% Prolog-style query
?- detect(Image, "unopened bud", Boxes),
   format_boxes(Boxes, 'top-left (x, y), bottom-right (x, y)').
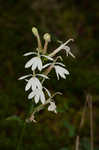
top-left (43, 33), bottom-right (51, 42)
top-left (32, 27), bottom-right (38, 36)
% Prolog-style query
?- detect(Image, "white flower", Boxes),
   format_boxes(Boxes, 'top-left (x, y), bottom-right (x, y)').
top-left (25, 77), bottom-right (42, 91)
top-left (64, 46), bottom-right (75, 58)
top-left (54, 65), bottom-right (69, 80)
top-left (24, 52), bottom-right (53, 71)
top-left (42, 62), bottom-right (69, 80)
top-left (18, 74), bottom-right (42, 91)
top-left (48, 102), bottom-right (57, 113)
top-left (25, 57), bottom-right (42, 71)
top-left (28, 88), bottom-right (45, 104)
top-left (18, 74), bottom-right (49, 91)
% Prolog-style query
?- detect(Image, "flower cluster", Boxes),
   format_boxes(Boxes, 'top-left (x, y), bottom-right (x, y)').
top-left (18, 27), bottom-right (75, 122)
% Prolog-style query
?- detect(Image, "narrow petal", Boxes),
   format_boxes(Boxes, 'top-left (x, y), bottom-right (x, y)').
top-left (64, 69), bottom-right (69, 75)
top-left (25, 77), bottom-right (34, 91)
top-left (23, 52), bottom-right (37, 56)
top-left (25, 57), bottom-right (35, 68)
top-left (34, 77), bottom-right (42, 89)
top-left (42, 63), bottom-right (52, 69)
top-left (18, 74), bottom-right (32, 80)
top-left (41, 55), bottom-right (53, 61)
top-left (55, 62), bottom-right (65, 67)
top-left (54, 66), bottom-right (59, 80)
top-left (43, 87), bottom-right (51, 97)
top-left (36, 74), bottom-right (49, 79)
top-left (28, 91), bottom-right (36, 99)
top-left (31, 61), bottom-right (37, 71)
top-left (30, 78), bottom-right (36, 91)
top-left (34, 95), bottom-right (39, 103)
top-left (37, 58), bottom-right (42, 71)
top-left (40, 91), bottom-right (45, 104)
top-left (59, 73), bottom-right (66, 79)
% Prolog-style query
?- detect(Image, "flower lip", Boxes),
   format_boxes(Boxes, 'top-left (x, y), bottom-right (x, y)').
top-left (25, 57), bottom-right (43, 71)
top-left (54, 65), bottom-right (69, 80)
top-left (25, 77), bottom-right (42, 91)
top-left (28, 88), bottom-right (45, 104)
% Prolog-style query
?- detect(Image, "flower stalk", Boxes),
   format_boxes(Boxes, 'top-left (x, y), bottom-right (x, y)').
top-left (18, 27), bottom-right (75, 122)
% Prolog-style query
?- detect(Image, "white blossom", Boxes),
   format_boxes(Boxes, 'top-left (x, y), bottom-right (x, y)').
top-left (25, 57), bottom-right (42, 71)
top-left (28, 88), bottom-right (45, 104)
top-left (48, 102), bottom-right (57, 113)
top-left (42, 62), bottom-right (69, 80)
top-left (54, 65), bottom-right (69, 80)
top-left (25, 77), bottom-right (42, 91)
top-left (64, 46), bottom-right (75, 58)
top-left (18, 74), bottom-right (42, 91)
top-left (24, 52), bottom-right (53, 71)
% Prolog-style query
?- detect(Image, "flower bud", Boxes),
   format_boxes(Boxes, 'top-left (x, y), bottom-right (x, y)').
top-left (43, 33), bottom-right (51, 42)
top-left (32, 27), bottom-right (38, 36)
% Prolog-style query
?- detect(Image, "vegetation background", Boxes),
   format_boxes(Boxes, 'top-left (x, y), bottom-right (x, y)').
top-left (0, 0), bottom-right (99, 150)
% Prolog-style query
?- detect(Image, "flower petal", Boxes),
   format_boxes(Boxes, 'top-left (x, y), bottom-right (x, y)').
top-left (36, 74), bottom-right (49, 79)
top-left (37, 58), bottom-right (42, 71)
top-left (40, 91), bottom-right (45, 104)
top-left (18, 74), bottom-right (32, 80)
top-left (43, 87), bottom-right (51, 97)
top-left (23, 52), bottom-right (37, 56)
top-left (25, 77), bottom-right (34, 91)
top-left (28, 91), bottom-right (36, 99)
top-left (42, 63), bottom-right (52, 69)
top-left (31, 61), bottom-right (37, 71)
top-left (34, 95), bottom-right (39, 103)
top-left (25, 57), bottom-right (35, 68)
top-left (55, 62), bottom-right (65, 67)
top-left (34, 77), bottom-right (42, 89)
top-left (41, 55), bottom-right (53, 61)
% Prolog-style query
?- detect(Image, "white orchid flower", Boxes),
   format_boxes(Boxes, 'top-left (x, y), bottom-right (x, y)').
top-left (64, 46), bottom-right (75, 58)
top-left (48, 102), bottom-right (57, 113)
top-left (24, 52), bottom-right (53, 71)
top-left (25, 77), bottom-right (42, 91)
top-left (42, 62), bottom-right (69, 80)
top-left (54, 65), bottom-right (69, 80)
top-left (18, 74), bottom-right (48, 91)
top-left (25, 57), bottom-right (43, 71)
top-left (28, 88), bottom-right (45, 104)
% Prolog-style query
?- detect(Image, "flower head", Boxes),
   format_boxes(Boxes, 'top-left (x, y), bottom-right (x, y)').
top-left (43, 33), bottom-right (51, 42)
top-left (32, 27), bottom-right (38, 37)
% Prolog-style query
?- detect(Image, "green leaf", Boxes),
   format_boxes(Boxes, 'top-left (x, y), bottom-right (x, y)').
top-left (6, 115), bottom-right (24, 124)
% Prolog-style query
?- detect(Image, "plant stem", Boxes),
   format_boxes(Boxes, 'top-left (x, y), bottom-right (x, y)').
top-left (87, 94), bottom-right (94, 150)
top-left (16, 122), bottom-right (26, 150)
top-left (75, 96), bottom-right (88, 150)
top-left (49, 39), bottom-right (74, 57)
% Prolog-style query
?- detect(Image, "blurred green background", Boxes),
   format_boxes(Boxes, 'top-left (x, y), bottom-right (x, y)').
top-left (0, 0), bottom-right (99, 150)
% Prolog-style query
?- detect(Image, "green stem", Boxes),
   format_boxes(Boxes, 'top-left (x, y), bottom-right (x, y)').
top-left (16, 122), bottom-right (26, 150)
